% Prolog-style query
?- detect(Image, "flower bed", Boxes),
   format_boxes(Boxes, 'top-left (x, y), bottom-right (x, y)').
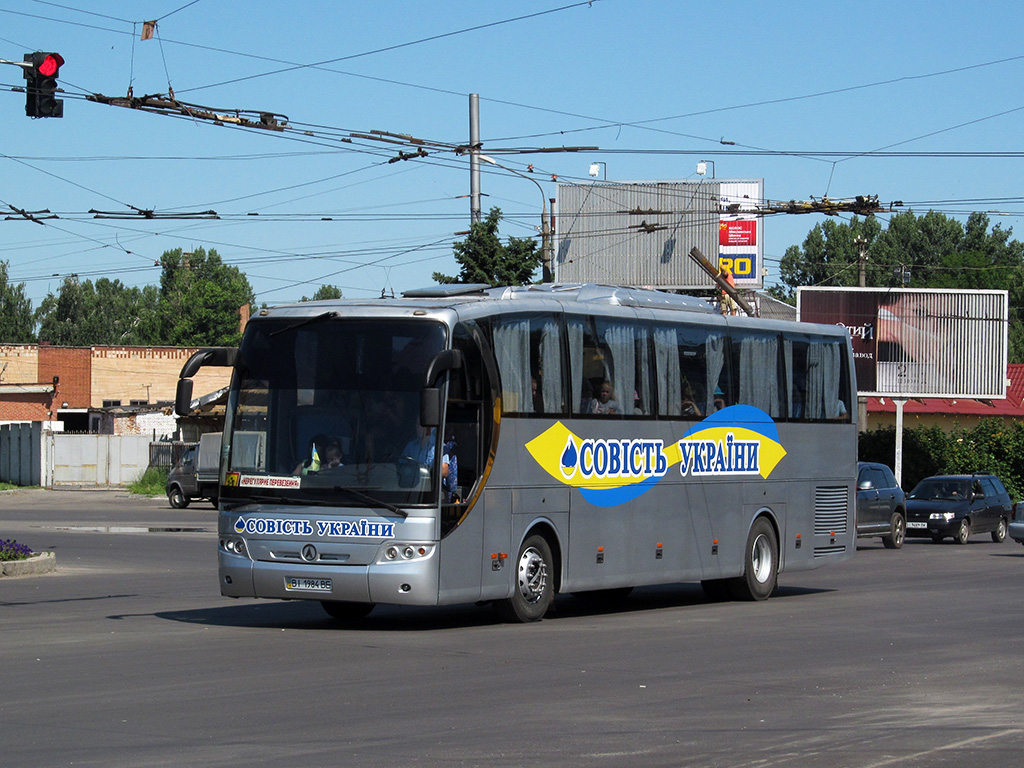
top-left (0, 539), bottom-right (56, 577)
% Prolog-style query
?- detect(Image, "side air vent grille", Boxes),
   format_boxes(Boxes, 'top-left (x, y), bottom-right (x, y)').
top-left (814, 485), bottom-right (849, 535)
top-left (813, 545), bottom-right (848, 559)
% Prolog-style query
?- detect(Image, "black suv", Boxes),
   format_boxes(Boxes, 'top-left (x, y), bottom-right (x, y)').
top-left (856, 462), bottom-right (906, 549)
top-left (905, 474), bottom-right (1013, 544)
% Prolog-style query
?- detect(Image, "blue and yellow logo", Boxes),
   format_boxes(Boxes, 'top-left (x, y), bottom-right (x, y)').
top-left (525, 404), bottom-right (786, 507)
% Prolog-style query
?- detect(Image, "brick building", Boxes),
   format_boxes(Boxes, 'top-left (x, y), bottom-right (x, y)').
top-left (0, 344), bottom-right (231, 434)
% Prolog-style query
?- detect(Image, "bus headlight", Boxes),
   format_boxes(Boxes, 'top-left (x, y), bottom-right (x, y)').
top-left (220, 536), bottom-right (249, 557)
top-left (379, 543), bottom-right (432, 564)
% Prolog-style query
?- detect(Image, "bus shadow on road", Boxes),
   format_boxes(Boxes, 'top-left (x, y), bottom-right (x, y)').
top-left (149, 581), bottom-right (833, 632)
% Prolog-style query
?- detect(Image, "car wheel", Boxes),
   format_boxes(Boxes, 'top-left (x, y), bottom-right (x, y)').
top-left (954, 518), bottom-right (971, 545)
top-left (495, 534), bottom-right (555, 622)
top-left (882, 512), bottom-right (906, 550)
top-left (992, 518), bottom-right (1008, 543)
top-left (167, 487), bottom-right (190, 509)
top-left (728, 517), bottom-right (778, 601)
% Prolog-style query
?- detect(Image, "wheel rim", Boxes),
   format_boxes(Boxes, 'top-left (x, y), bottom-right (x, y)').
top-left (751, 533), bottom-right (774, 584)
top-left (516, 546), bottom-right (548, 605)
top-left (893, 517), bottom-right (905, 545)
top-left (958, 520), bottom-right (970, 542)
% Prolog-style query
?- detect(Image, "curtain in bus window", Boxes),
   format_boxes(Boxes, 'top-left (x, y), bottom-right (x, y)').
top-left (604, 322), bottom-right (635, 415)
top-left (567, 318), bottom-right (585, 414)
top-left (705, 333), bottom-right (726, 414)
top-left (805, 342), bottom-right (824, 419)
top-left (782, 338), bottom-right (794, 419)
top-left (822, 341), bottom-right (844, 418)
top-left (739, 334), bottom-right (781, 417)
top-left (635, 325), bottom-right (651, 415)
top-left (539, 317), bottom-right (562, 414)
top-left (494, 318), bottom-right (531, 413)
top-left (654, 326), bottom-right (681, 417)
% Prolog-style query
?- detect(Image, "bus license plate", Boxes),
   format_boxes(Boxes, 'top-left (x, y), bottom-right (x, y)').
top-left (285, 577), bottom-right (332, 593)
top-left (906, 522), bottom-right (928, 529)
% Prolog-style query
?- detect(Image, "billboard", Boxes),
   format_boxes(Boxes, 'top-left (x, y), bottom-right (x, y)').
top-left (797, 287), bottom-right (1008, 399)
top-left (554, 179), bottom-right (764, 290)
top-left (716, 180), bottom-right (763, 288)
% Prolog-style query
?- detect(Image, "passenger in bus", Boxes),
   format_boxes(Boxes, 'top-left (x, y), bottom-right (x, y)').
top-left (293, 434), bottom-right (342, 475)
top-left (402, 424), bottom-right (435, 465)
top-left (442, 435), bottom-right (459, 503)
top-left (681, 384), bottom-right (703, 418)
top-left (713, 387), bottom-right (727, 412)
top-left (589, 380), bottom-right (620, 414)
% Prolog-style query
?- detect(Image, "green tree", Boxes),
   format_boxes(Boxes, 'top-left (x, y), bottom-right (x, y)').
top-left (36, 276), bottom-right (159, 346)
top-left (157, 247), bottom-right (254, 346)
top-left (301, 285), bottom-right (343, 301)
top-left (0, 261), bottom-right (35, 342)
top-left (433, 207), bottom-right (540, 286)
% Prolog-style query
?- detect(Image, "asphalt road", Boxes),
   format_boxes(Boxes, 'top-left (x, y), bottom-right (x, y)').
top-left (2, 489), bottom-right (1023, 768)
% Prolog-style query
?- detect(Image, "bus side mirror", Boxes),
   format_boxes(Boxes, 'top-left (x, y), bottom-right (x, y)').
top-left (175, 378), bottom-right (194, 417)
top-left (420, 388), bottom-right (442, 427)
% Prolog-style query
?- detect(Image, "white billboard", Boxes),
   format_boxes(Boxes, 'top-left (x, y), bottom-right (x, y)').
top-left (797, 287), bottom-right (1008, 399)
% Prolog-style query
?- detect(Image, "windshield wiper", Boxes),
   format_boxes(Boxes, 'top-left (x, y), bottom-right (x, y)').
top-left (330, 486), bottom-right (408, 518)
top-left (269, 310), bottom-right (338, 337)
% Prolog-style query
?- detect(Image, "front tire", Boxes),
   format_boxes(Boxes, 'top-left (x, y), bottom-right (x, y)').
top-left (167, 487), bottom-right (190, 509)
top-left (729, 517), bottom-right (778, 601)
top-left (992, 518), bottom-right (1008, 543)
top-left (495, 534), bottom-right (554, 622)
top-left (954, 518), bottom-right (971, 545)
top-left (882, 512), bottom-right (906, 549)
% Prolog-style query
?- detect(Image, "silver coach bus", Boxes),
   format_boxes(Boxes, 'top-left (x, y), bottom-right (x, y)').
top-left (176, 283), bottom-right (857, 622)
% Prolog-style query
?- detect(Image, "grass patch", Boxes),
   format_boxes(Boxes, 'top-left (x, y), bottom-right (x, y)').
top-left (128, 466), bottom-right (169, 496)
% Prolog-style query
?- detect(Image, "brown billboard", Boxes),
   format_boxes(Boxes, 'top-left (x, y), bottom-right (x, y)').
top-left (797, 287), bottom-right (1008, 399)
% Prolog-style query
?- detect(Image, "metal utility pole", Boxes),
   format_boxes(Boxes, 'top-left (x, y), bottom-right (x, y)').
top-left (855, 235), bottom-right (867, 287)
top-left (469, 94), bottom-right (481, 224)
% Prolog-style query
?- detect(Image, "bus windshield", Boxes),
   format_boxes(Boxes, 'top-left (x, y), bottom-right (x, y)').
top-left (222, 316), bottom-right (447, 508)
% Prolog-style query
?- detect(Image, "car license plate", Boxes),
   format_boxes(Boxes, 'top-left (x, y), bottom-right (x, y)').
top-left (907, 522), bottom-right (928, 529)
top-left (285, 577), bottom-right (332, 593)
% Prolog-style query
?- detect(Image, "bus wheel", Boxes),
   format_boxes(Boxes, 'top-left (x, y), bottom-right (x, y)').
top-left (729, 517), bottom-right (778, 601)
top-left (321, 600), bottom-right (375, 621)
top-left (496, 534), bottom-right (554, 623)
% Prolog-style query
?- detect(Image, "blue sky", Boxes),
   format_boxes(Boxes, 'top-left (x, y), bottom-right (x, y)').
top-left (2, 1), bottom-right (1023, 307)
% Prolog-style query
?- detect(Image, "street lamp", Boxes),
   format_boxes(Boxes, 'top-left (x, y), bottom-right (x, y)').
top-left (478, 154), bottom-right (552, 283)
top-left (696, 160), bottom-right (715, 178)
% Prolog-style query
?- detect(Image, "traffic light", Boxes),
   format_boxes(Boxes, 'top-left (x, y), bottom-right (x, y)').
top-left (23, 52), bottom-right (64, 118)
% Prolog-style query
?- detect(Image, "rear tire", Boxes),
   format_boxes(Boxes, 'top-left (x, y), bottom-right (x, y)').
top-left (729, 517), bottom-right (778, 601)
top-left (992, 518), bottom-right (1007, 543)
top-left (321, 601), bottom-right (375, 621)
top-left (495, 534), bottom-right (554, 622)
top-left (167, 487), bottom-right (190, 509)
top-left (954, 518), bottom-right (971, 545)
top-left (882, 512), bottom-right (906, 549)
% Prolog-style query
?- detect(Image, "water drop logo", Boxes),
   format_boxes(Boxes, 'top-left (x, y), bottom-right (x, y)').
top-left (560, 436), bottom-right (579, 480)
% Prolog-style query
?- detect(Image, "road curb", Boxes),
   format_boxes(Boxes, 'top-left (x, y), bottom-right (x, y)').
top-left (1, 551), bottom-right (56, 577)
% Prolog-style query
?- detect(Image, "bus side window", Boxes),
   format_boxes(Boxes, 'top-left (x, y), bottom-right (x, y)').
top-left (493, 314), bottom-right (563, 415)
top-left (733, 331), bottom-right (783, 417)
top-left (784, 337), bottom-right (850, 422)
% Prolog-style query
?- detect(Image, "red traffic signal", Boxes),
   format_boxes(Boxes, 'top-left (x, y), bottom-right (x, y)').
top-left (24, 52), bottom-right (64, 118)
top-left (37, 53), bottom-right (64, 77)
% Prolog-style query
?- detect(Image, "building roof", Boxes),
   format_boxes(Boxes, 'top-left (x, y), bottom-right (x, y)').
top-left (866, 364), bottom-right (1024, 417)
